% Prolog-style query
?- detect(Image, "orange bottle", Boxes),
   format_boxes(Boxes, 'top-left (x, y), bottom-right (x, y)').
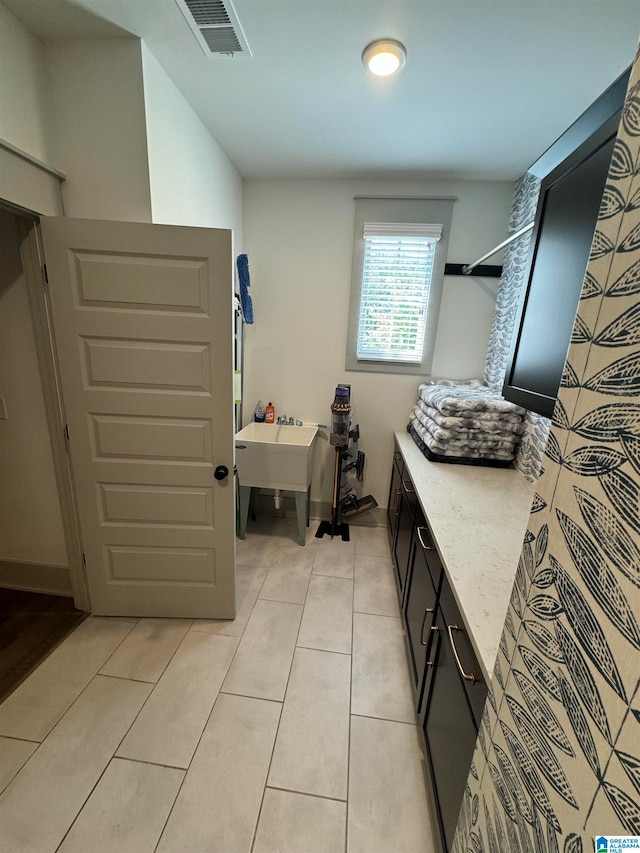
top-left (265, 402), bottom-right (275, 423)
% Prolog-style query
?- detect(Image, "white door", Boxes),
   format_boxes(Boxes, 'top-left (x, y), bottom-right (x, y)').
top-left (40, 217), bottom-right (235, 618)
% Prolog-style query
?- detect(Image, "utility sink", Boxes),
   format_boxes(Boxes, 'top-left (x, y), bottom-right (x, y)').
top-left (235, 423), bottom-right (319, 545)
top-left (235, 422), bottom-right (318, 491)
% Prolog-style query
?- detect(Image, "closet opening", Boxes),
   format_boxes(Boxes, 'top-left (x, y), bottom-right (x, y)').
top-left (0, 202), bottom-right (87, 700)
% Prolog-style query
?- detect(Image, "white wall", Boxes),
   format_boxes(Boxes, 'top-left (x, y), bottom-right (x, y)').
top-left (0, 211), bottom-right (68, 569)
top-left (0, 5), bottom-right (512, 520)
top-left (0, 3), bottom-right (50, 162)
top-left (44, 38), bottom-right (153, 222)
top-left (141, 44), bottom-right (243, 246)
top-left (243, 178), bottom-right (514, 511)
top-left (0, 2), bottom-right (65, 215)
top-left (2, 28), bottom-right (241, 230)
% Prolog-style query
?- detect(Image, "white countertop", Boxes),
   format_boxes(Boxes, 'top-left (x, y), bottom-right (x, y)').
top-left (395, 431), bottom-right (536, 684)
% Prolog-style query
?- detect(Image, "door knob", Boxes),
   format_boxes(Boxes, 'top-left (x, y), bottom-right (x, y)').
top-left (214, 465), bottom-right (229, 480)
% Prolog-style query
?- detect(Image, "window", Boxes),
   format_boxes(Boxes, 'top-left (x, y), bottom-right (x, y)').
top-left (346, 197), bottom-right (454, 375)
top-left (357, 223), bottom-right (441, 363)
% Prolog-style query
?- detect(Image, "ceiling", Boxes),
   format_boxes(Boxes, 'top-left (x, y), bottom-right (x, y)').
top-left (6, 0), bottom-right (640, 181)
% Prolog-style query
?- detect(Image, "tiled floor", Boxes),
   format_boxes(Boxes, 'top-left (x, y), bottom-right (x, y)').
top-left (0, 517), bottom-right (437, 853)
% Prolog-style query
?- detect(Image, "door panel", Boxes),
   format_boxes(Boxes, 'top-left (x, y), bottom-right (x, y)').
top-left (97, 484), bottom-right (214, 527)
top-left (40, 217), bottom-right (235, 618)
top-left (72, 251), bottom-right (209, 312)
top-left (81, 337), bottom-right (212, 392)
top-left (90, 415), bottom-right (212, 463)
top-left (105, 545), bottom-right (215, 583)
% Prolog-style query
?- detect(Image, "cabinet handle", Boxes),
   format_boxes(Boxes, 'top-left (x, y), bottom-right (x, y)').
top-left (394, 487), bottom-right (402, 516)
top-left (420, 607), bottom-right (435, 645)
top-left (402, 478), bottom-right (415, 494)
top-left (447, 624), bottom-right (481, 684)
top-left (416, 526), bottom-right (433, 551)
top-left (426, 626), bottom-right (439, 667)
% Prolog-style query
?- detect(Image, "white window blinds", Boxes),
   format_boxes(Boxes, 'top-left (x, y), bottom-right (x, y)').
top-left (357, 222), bottom-right (442, 363)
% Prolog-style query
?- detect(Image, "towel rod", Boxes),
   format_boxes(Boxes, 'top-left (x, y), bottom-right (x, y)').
top-left (444, 263), bottom-right (503, 278)
top-left (461, 221), bottom-right (535, 276)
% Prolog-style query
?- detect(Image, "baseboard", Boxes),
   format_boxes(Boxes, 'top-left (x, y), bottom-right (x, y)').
top-left (250, 492), bottom-right (388, 528)
top-left (340, 505), bottom-right (387, 527)
top-left (0, 559), bottom-right (73, 596)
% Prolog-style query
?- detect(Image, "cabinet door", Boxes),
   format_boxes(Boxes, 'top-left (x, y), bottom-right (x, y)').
top-left (404, 532), bottom-right (438, 705)
top-left (413, 505), bottom-right (442, 591)
top-left (423, 577), bottom-right (487, 852)
top-left (393, 487), bottom-right (414, 599)
top-left (423, 604), bottom-right (479, 853)
top-left (387, 453), bottom-right (403, 551)
top-left (439, 575), bottom-right (487, 727)
top-left (400, 467), bottom-right (418, 517)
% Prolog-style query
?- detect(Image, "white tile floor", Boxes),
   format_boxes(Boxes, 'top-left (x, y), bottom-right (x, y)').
top-left (0, 517), bottom-right (438, 853)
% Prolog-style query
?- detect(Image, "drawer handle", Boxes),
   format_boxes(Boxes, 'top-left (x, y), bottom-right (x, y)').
top-left (416, 526), bottom-right (433, 551)
top-left (420, 607), bottom-right (435, 645)
top-left (426, 626), bottom-right (439, 667)
top-left (401, 478), bottom-right (415, 494)
top-left (447, 624), bottom-right (481, 684)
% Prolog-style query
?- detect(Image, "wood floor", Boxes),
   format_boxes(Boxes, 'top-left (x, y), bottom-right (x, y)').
top-left (0, 587), bottom-right (87, 704)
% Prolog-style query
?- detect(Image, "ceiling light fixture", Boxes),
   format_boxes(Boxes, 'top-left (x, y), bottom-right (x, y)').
top-left (362, 39), bottom-right (407, 77)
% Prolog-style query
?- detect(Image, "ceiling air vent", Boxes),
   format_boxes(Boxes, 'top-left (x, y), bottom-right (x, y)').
top-left (176, 0), bottom-right (251, 57)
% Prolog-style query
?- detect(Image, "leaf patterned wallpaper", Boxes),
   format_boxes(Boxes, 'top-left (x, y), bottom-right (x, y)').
top-left (483, 163), bottom-right (551, 482)
top-left (455, 43), bottom-right (640, 853)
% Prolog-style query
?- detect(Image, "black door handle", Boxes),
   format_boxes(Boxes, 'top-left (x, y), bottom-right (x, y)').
top-left (214, 465), bottom-right (229, 480)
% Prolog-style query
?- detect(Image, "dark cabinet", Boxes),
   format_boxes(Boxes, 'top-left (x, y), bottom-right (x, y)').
top-left (393, 476), bottom-right (415, 597)
top-left (422, 576), bottom-right (487, 852)
top-left (388, 444), bottom-right (488, 853)
top-left (403, 507), bottom-right (441, 710)
top-left (388, 447), bottom-right (417, 601)
top-left (387, 451), bottom-right (403, 550)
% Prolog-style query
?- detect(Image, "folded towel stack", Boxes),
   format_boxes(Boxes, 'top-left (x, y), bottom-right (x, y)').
top-left (408, 380), bottom-right (527, 467)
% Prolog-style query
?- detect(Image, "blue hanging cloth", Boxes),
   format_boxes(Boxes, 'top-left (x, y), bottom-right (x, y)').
top-left (236, 253), bottom-right (254, 324)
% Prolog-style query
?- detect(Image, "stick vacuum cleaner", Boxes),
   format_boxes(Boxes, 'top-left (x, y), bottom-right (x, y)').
top-left (315, 385), bottom-right (377, 541)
